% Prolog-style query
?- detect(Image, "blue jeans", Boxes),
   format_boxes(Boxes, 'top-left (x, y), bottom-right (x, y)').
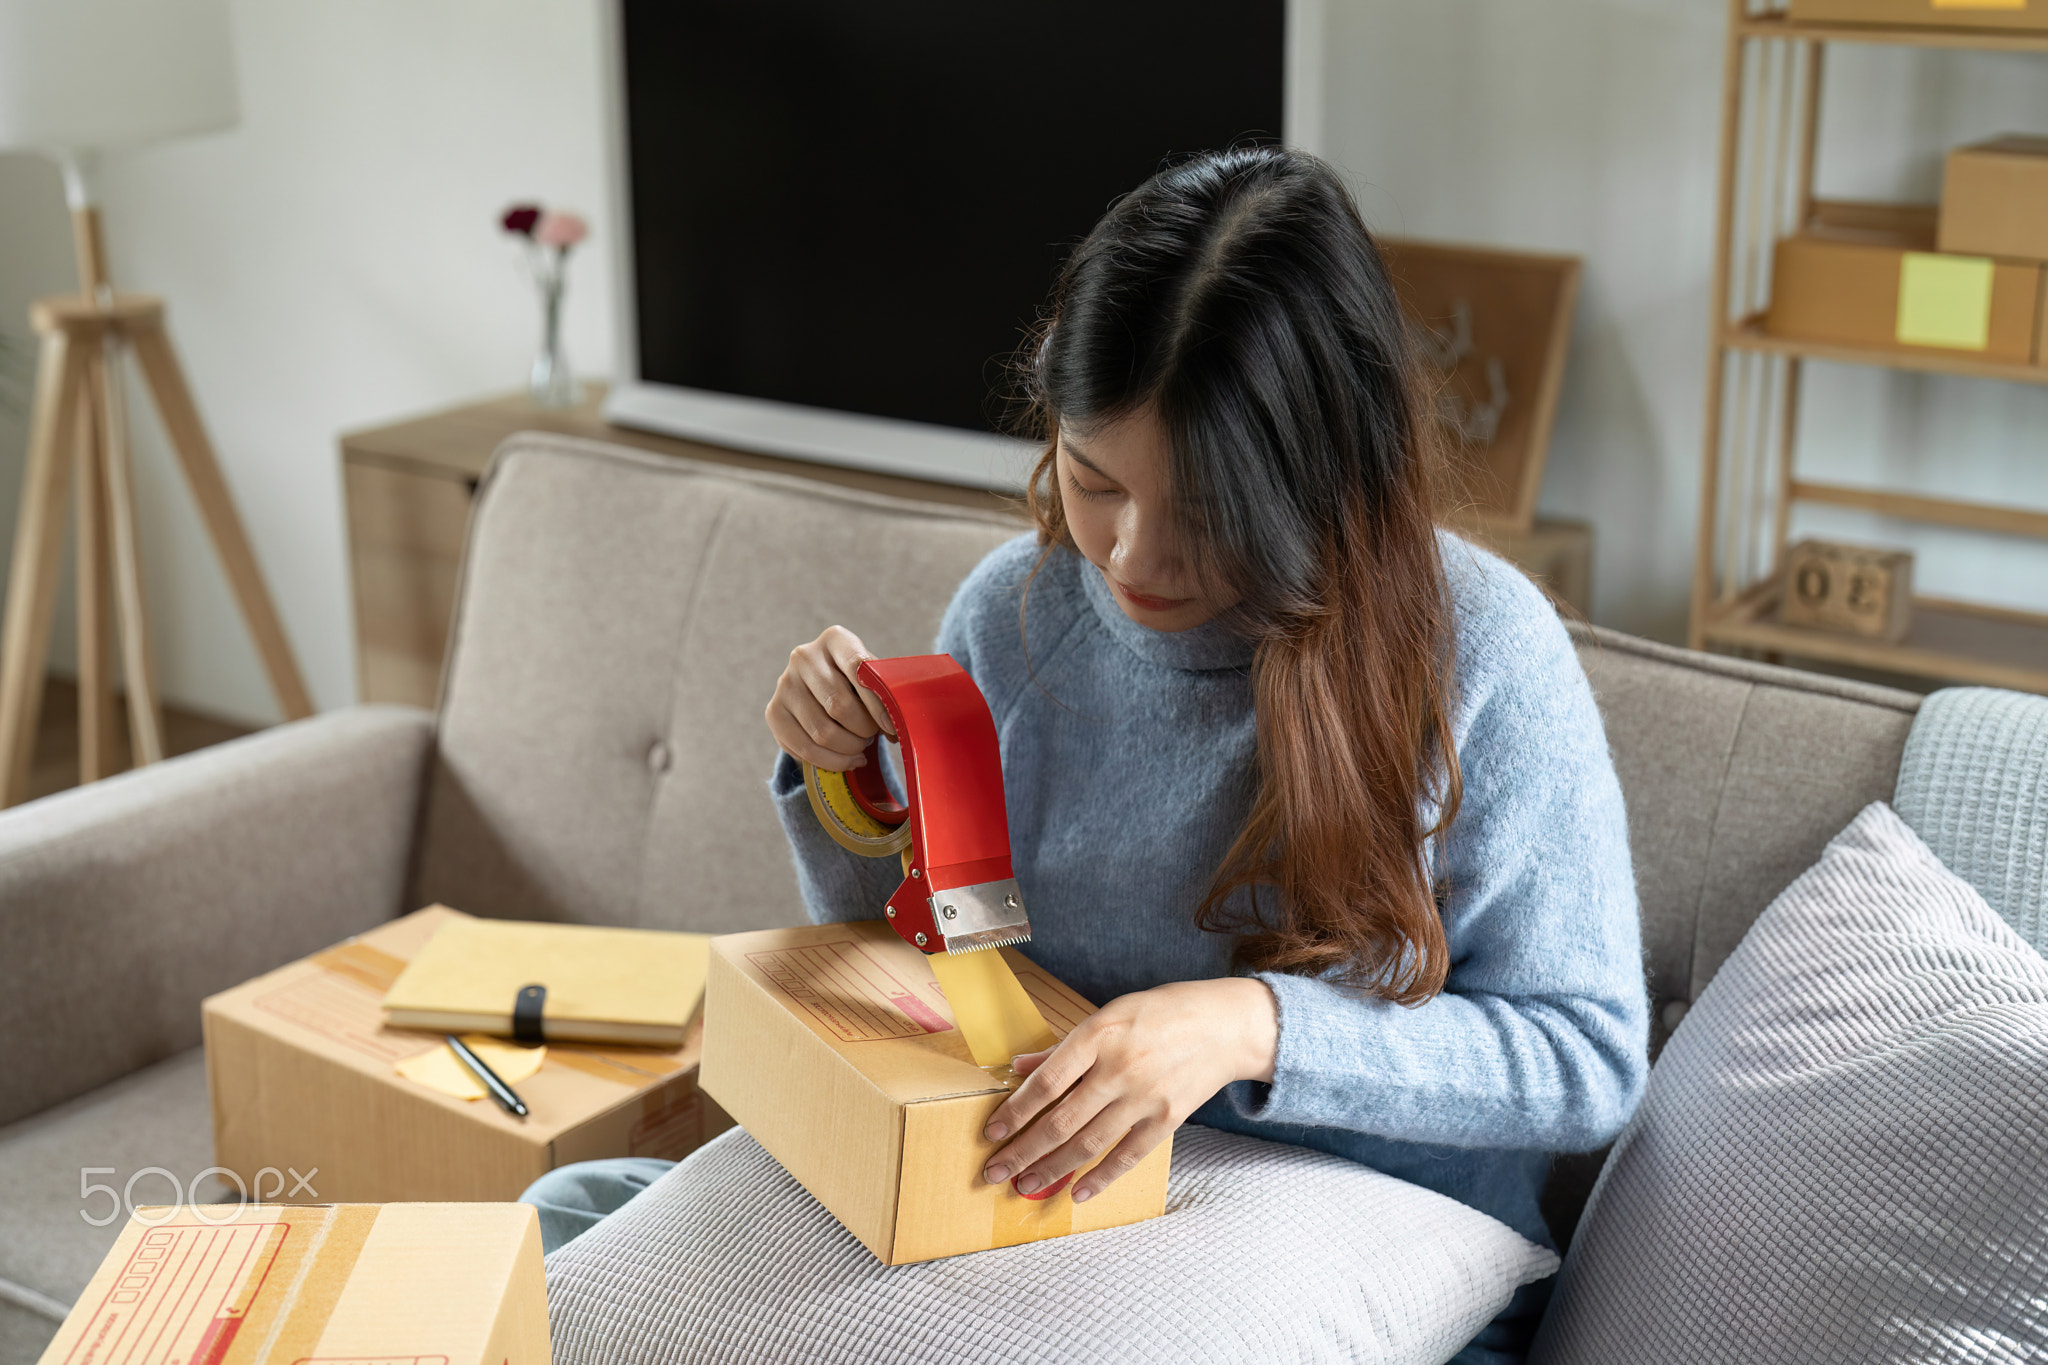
top-left (520, 1157), bottom-right (677, 1255)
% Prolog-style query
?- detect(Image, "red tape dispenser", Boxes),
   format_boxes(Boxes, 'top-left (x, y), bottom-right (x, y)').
top-left (802, 654), bottom-right (1033, 955)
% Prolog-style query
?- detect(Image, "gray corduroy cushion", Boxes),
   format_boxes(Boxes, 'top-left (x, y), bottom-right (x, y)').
top-left (545, 1124), bottom-right (1557, 1364)
top-left (1532, 801), bottom-right (2048, 1364)
top-left (1895, 686), bottom-right (2048, 950)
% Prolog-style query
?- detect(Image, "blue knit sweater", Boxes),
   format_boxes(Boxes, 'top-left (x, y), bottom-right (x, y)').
top-left (768, 533), bottom-right (1649, 1253)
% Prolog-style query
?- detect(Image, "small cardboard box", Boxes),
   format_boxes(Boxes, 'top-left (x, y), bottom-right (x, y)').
top-left (1779, 539), bottom-right (1915, 641)
top-left (203, 905), bottom-right (731, 1203)
top-left (37, 1202), bottom-right (547, 1365)
top-left (1939, 136), bottom-right (2048, 262)
top-left (700, 921), bottom-right (1172, 1264)
top-left (1766, 202), bottom-right (2041, 363)
top-left (1789, 0), bottom-right (2048, 31)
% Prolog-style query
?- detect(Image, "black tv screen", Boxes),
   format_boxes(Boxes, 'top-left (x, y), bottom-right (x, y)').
top-left (621, 0), bottom-right (1286, 437)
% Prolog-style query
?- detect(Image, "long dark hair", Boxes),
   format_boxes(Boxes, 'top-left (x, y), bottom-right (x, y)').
top-left (1020, 146), bottom-right (1463, 1005)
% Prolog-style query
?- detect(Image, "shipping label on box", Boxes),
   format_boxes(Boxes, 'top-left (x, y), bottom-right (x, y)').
top-left (37, 1202), bottom-right (548, 1365)
top-left (202, 906), bottom-right (731, 1204)
top-left (700, 921), bottom-right (1172, 1265)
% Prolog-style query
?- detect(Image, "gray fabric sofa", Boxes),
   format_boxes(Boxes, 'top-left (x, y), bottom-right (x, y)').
top-left (0, 434), bottom-right (1925, 1361)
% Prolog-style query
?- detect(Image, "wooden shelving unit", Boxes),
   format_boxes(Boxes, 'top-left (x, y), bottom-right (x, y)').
top-left (1691, 1), bottom-right (2048, 695)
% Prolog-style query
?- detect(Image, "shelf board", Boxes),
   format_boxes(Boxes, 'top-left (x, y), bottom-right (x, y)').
top-left (1738, 10), bottom-right (2048, 54)
top-left (1701, 583), bottom-right (2048, 694)
top-left (1724, 315), bottom-right (2048, 387)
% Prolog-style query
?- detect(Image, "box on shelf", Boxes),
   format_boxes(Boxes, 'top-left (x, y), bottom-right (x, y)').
top-left (1788, 0), bottom-right (2048, 31)
top-left (203, 905), bottom-right (731, 1203)
top-left (36, 1202), bottom-right (548, 1365)
top-left (1778, 539), bottom-right (1915, 641)
top-left (1940, 136), bottom-right (2048, 261)
top-left (700, 921), bottom-right (1172, 1265)
top-left (1766, 202), bottom-right (2042, 364)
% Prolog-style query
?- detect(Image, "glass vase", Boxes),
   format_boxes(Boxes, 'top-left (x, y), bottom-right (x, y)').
top-left (529, 275), bottom-right (580, 409)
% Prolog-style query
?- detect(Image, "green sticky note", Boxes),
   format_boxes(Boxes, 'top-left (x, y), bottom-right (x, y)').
top-left (1896, 252), bottom-right (1995, 351)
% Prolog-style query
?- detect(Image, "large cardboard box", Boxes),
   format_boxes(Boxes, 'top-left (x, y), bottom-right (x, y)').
top-left (204, 905), bottom-right (731, 1203)
top-left (1766, 202), bottom-right (2041, 364)
top-left (700, 921), bottom-right (1172, 1264)
top-left (1789, 0), bottom-right (2048, 31)
top-left (37, 1202), bottom-right (547, 1365)
top-left (1939, 137), bottom-right (2048, 261)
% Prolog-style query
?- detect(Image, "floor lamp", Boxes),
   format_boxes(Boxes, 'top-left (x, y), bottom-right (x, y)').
top-left (0, 0), bottom-right (311, 807)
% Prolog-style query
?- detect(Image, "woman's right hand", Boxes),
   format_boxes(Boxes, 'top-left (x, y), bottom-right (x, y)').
top-left (765, 625), bottom-right (897, 771)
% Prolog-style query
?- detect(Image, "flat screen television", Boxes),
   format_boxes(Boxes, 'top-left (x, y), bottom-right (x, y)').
top-left (601, 0), bottom-right (1307, 490)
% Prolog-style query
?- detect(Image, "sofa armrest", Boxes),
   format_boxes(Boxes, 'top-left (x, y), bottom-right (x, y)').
top-left (0, 704), bottom-right (434, 1126)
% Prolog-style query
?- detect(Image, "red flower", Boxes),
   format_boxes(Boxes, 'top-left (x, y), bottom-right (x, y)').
top-left (501, 204), bottom-right (541, 235)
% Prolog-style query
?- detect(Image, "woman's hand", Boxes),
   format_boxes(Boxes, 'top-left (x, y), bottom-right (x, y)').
top-left (765, 625), bottom-right (896, 770)
top-left (981, 976), bottom-right (1279, 1203)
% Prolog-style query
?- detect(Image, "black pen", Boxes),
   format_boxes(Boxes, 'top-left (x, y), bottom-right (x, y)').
top-left (446, 1034), bottom-right (530, 1117)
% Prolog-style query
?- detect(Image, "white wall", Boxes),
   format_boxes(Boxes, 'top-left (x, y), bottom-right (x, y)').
top-left (0, 0), bottom-right (614, 724)
top-left (1319, 0), bottom-right (2048, 639)
top-left (1, 1), bottom-right (2044, 726)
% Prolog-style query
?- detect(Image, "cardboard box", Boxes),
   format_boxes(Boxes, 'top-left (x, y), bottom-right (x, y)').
top-left (1779, 539), bottom-right (1915, 641)
top-left (204, 905), bottom-right (732, 1203)
top-left (700, 921), bottom-right (1172, 1264)
top-left (1940, 137), bottom-right (2048, 261)
top-left (1766, 202), bottom-right (2041, 363)
top-left (37, 1202), bottom-right (547, 1365)
top-left (1789, 0), bottom-right (2048, 31)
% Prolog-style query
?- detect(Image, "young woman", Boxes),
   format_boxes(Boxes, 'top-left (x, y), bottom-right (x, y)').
top-left (763, 147), bottom-right (1647, 1362)
top-left (528, 147), bottom-right (1646, 1364)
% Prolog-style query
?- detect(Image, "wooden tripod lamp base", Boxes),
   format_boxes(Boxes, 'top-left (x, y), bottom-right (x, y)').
top-left (0, 289), bottom-right (313, 807)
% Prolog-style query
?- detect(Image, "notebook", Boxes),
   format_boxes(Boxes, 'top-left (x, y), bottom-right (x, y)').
top-left (381, 917), bottom-right (713, 1047)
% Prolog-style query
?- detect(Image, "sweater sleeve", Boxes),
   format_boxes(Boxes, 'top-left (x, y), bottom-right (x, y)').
top-left (766, 536), bottom-right (1030, 926)
top-left (1219, 580), bottom-right (1650, 1154)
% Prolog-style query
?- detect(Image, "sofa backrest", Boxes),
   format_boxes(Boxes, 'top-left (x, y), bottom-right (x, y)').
top-left (1570, 627), bottom-right (1918, 1050)
top-left (410, 436), bottom-right (1023, 932)
top-left (415, 434), bottom-right (1922, 1024)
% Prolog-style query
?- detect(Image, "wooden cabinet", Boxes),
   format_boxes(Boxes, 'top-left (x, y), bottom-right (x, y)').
top-left (340, 388), bottom-right (1016, 706)
top-left (341, 388), bottom-right (1594, 707)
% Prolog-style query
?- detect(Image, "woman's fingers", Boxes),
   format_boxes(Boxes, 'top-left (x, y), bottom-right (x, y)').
top-left (818, 626), bottom-right (896, 738)
top-left (1068, 1117), bottom-right (1174, 1203)
top-left (983, 1032), bottom-right (1091, 1145)
top-left (1004, 1096), bottom-right (1146, 1196)
top-left (763, 625), bottom-right (896, 768)
top-left (767, 669), bottom-right (869, 769)
top-left (982, 1056), bottom-right (1113, 1185)
top-left (1008, 1048), bottom-right (1053, 1077)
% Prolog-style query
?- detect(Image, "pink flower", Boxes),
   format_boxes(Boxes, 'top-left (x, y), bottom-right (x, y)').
top-left (536, 210), bottom-right (589, 249)
top-left (501, 204), bottom-right (541, 235)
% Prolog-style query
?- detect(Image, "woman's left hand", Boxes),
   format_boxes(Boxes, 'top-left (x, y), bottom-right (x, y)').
top-left (981, 976), bottom-right (1279, 1203)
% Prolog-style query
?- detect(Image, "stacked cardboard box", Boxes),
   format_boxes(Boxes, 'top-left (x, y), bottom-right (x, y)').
top-left (204, 905), bottom-right (731, 1203)
top-left (700, 920), bottom-right (1172, 1265)
top-left (37, 1203), bottom-right (548, 1365)
top-left (1765, 201), bottom-right (2044, 364)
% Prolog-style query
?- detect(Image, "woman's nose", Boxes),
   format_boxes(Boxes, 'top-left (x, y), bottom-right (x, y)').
top-left (1112, 502), bottom-right (1182, 587)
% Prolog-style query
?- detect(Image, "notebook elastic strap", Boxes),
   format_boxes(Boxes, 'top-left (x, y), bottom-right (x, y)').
top-left (513, 983), bottom-right (547, 1045)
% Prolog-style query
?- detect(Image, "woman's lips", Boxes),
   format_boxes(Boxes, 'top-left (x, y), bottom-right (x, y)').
top-left (1114, 580), bottom-right (1189, 613)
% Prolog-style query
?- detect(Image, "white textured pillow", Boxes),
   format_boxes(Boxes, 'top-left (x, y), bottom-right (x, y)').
top-left (1534, 801), bottom-right (2048, 1365)
top-left (545, 1123), bottom-right (1557, 1365)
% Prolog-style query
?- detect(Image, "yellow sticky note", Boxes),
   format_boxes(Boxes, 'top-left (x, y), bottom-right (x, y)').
top-left (1897, 252), bottom-right (1995, 351)
top-left (1932, 0), bottom-right (2024, 10)
top-left (930, 949), bottom-right (1059, 1069)
top-left (395, 1034), bottom-right (546, 1101)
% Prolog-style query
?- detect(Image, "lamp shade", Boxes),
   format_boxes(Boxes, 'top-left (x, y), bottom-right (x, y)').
top-left (0, 0), bottom-right (237, 154)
